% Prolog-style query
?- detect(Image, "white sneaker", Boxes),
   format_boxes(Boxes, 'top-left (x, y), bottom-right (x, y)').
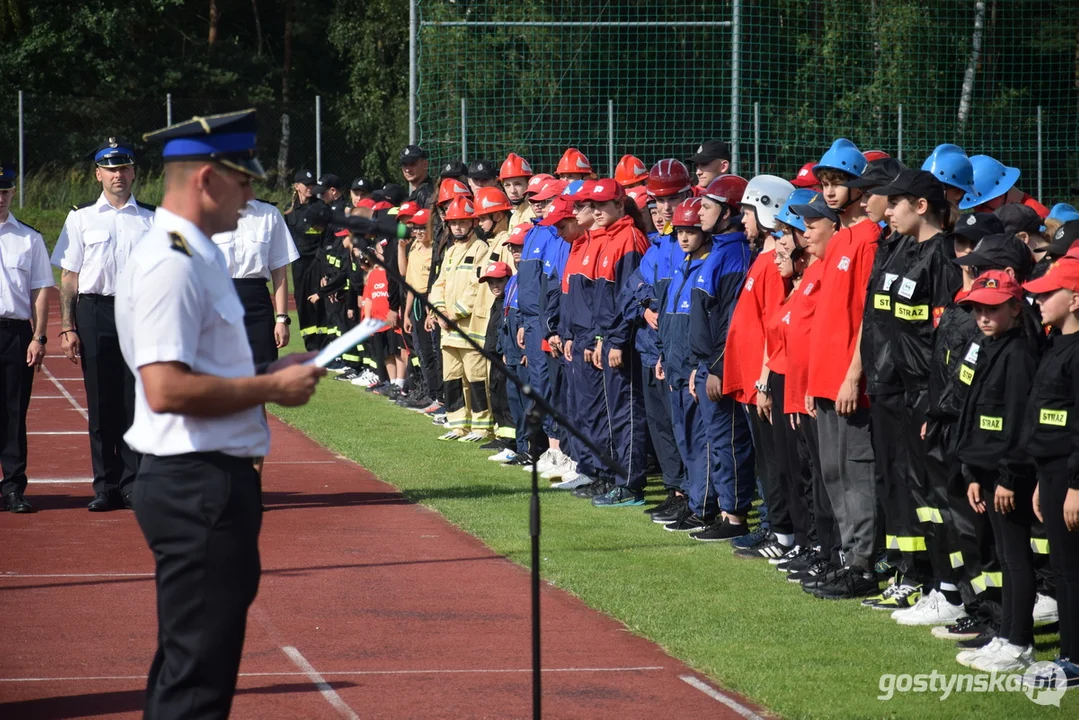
top-left (1033, 593), bottom-right (1059, 626)
top-left (892, 589), bottom-right (967, 626)
top-left (541, 459), bottom-right (575, 481)
top-left (488, 448), bottom-right (518, 463)
top-left (526, 449), bottom-right (558, 474)
top-left (969, 642), bottom-right (1035, 673)
top-left (552, 470), bottom-right (592, 489)
top-left (957, 637), bottom-right (1005, 668)
top-left (437, 430), bottom-right (463, 441)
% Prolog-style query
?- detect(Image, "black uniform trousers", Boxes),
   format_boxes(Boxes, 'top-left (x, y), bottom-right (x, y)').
top-left (0, 320), bottom-right (33, 496)
top-left (766, 373), bottom-right (812, 545)
top-left (233, 279), bottom-right (279, 367)
top-left (134, 452), bottom-right (262, 720)
top-left (1038, 457), bottom-right (1079, 661)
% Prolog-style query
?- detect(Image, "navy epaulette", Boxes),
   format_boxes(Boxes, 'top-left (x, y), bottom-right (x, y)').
top-left (19, 219), bottom-right (43, 235)
top-left (136, 200), bottom-right (157, 212)
top-left (72, 201), bottom-right (95, 211)
top-left (255, 198), bottom-right (277, 208)
top-left (168, 232), bottom-right (192, 256)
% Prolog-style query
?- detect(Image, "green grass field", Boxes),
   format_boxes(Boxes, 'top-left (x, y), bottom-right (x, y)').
top-left (270, 349), bottom-right (1077, 719)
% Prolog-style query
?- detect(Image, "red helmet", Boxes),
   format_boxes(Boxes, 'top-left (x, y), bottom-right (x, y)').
top-left (499, 153), bottom-right (533, 180)
top-left (625, 186), bottom-right (652, 211)
top-left (473, 186), bottom-right (513, 216)
top-left (791, 162), bottom-right (819, 188)
top-left (672, 198), bottom-right (704, 229)
top-left (443, 196), bottom-right (475, 220)
top-left (646, 159), bottom-right (692, 197)
top-left (614, 154), bottom-right (648, 187)
top-left (555, 147), bottom-right (592, 175)
top-left (863, 150), bottom-right (891, 163)
top-left (438, 178), bottom-right (472, 205)
top-left (526, 173), bottom-right (554, 195)
top-left (703, 174), bottom-right (749, 210)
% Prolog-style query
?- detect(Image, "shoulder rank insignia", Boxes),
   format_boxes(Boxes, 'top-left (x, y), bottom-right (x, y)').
top-left (168, 232), bottom-right (192, 256)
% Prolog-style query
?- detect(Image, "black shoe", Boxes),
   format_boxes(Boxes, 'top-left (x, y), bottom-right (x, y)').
top-left (651, 496), bottom-right (688, 524)
top-left (573, 478), bottom-right (613, 499)
top-left (788, 556), bottom-right (834, 584)
top-left (480, 439), bottom-right (504, 451)
top-left (733, 535), bottom-right (791, 560)
top-left (690, 518), bottom-right (751, 542)
top-left (777, 545), bottom-right (819, 573)
top-left (506, 453), bottom-right (533, 467)
top-left (4, 491), bottom-right (33, 513)
top-left (645, 490), bottom-right (678, 515)
top-left (813, 567), bottom-right (882, 600)
top-left (407, 395), bottom-right (434, 409)
top-left (800, 564), bottom-right (845, 592)
top-left (88, 492), bottom-right (120, 512)
top-left (956, 628), bottom-right (997, 650)
top-left (335, 370), bottom-right (360, 382)
top-left (664, 509), bottom-right (712, 533)
top-left (366, 381), bottom-right (389, 394)
top-left (122, 494), bottom-right (134, 509)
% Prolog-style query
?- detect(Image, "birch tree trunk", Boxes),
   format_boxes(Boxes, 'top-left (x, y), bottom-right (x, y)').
top-left (957, 0), bottom-right (986, 131)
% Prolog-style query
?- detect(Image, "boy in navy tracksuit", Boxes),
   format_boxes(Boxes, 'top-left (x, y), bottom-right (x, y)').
top-left (680, 179), bottom-right (755, 540)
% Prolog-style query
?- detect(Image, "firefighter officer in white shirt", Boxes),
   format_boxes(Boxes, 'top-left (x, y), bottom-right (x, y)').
top-left (51, 138), bottom-right (155, 511)
top-left (0, 161), bottom-right (54, 514)
top-left (116, 109), bottom-right (324, 718)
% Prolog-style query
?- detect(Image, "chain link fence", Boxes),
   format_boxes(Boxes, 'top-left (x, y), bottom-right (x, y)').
top-left (415, 0), bottom-right (1079, 202)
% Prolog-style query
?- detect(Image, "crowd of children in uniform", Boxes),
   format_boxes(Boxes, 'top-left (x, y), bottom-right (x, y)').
top-left (291, 139), bottom-right (1079, 688)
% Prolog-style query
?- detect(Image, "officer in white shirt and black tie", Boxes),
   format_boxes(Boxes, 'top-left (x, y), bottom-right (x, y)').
top-left (116, 110), bottom-right (324, 718)
top-left (211, 197), bottom-right (299, 365)
top-left (51, 138), bottom-right (156, 511)
top-left (0, 162), bottom-right (54, 513)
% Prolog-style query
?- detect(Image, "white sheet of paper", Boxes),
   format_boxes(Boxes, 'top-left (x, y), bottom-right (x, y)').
top-left (309, 318), bottom-right (388, 368)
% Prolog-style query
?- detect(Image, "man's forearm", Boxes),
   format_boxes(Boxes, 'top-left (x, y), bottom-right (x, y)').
top-left (31, 288), bottom-right (48, 336)
top-left (271, 267), bottom-right (289, 315)
top-left (59, 270), bottom-right (78, 330)
top-left (140, 362), bottom-right (281, 417)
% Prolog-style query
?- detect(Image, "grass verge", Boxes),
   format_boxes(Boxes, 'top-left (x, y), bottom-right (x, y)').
top-left (270, 356), bottom-right (1076, 719)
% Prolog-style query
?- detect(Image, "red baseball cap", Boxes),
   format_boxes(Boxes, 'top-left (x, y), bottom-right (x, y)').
top-left (525, 173), bottom-right (554, 196)
top-left (397, 201), bottom-right (420, 220)
top-left (479, 261), bottom-right (513, 282)
top-left (530, 178), bottom-right (567, 202)
top-left (959, 270), bottom-right (1023, 305)
top-left (356, 197), bottom-right (376, 209)
top-left (539, 196), bottom-right (576, 226)
top-left (408, 208), bottom-right (431, 226)
top-left (626, 185), bottom-right (652, 211)
top-left (506, 222), bottom-right (532, 245)
top-left (1023, 255), bottom-right (1079, 295)
top-left (791, 162), bottom-right (820, 188)
top-left (582, 178), bottom-right (624, 203)
top-left (372, 201), bottom-right (393, 211)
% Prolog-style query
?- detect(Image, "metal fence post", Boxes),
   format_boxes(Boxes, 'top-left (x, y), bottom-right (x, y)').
top-left (315, 96), bottom-right (322, 179)
top-left (730, 0), bottom-right (741, 174)
top-left (409, 0), bottom-right (417, 144)
top-left (753, 102), bottom-right (760, 177)
top-left (608, 99), bottom-right (615, 177)
top-left (166, 93), bottom-right (173, 126)
top-left (18, 91), bottom-right (24, 209)
top-left (1036, 105), bottom-right (1043, 201)
top-left (897, 104), bottom-right (903, 162)
top-left (461, 97), bottom-right (468, 162)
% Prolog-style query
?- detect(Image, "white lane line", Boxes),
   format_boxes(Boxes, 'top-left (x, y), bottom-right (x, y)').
top-left (264, 460), bottom-right (337, 465)
top-left (42, 366), bottom-right (89, 420)
top-left (27, 478), bottom-right (93, 484)
top-left (29, 431), bottom-right (84, 435)
top-left (679, 675), bottom-right (764, 720)
top-left (52, 377), bottom-right (85, 382)
top-left (30, 395), bottom-right (69, 399)
top-left (281, 646), bottom-right (360, 720)
top-left (0, 665), bottom-right (666, 682)
top-left (0, 572), bottom-right (153, 578)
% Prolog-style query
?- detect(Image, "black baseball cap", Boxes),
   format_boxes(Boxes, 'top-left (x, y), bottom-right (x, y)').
top-left (955, 232), bottom-right (1034, 278)
top-left (869, 169), bottom-right (947, 209)
top-left (294, 168), bottom-right (315, 184)
top-left (790, 194), bottom-right (839, 224)
top-left (1047, 220), bottom-right (1079, 258)
top-left (994, 204), bottom-right (1045, 236)
top-left (400, 145), bottom-right (428, 165)
top-left (687, 139), bottom-right (731, 165)
top-left (468, 159), bottom-right (497, 181)
top-left (381, 183), bottom-right (407, 206)
top-left (845, 158), bottom-right (906, 190)
top-left (948, 212), bottom-right (1006, 245)
top-left (440, 160), bottom-right (468, 180)
top-left (351, 176), bottom-right (373, 192)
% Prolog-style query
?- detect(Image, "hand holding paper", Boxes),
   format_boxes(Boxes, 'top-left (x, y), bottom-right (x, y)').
top-left (308, 318), bottom-right (388, 368)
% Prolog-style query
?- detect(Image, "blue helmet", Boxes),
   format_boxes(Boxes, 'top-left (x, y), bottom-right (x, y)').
top-left (775, 188), bottom-right (816, 233)
top-left (965, 155), bottom-right (1020, 209)
top-left (814, 139), bottom-right (866, 178)
top-left (1048, 203), bottom-right (1079, 224)
top-left (921, 144), bottom-right (976, 199)
top-left (562, 180), bottom-right (585, 197)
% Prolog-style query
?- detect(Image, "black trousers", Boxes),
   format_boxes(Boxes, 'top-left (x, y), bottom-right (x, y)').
top-left (293, 259), bottom-right (324, 352)
top-left (798, 412), bottom-right (840, 562)
top-left (767, 374), bottom-right (812, 544)
top-left (233, 279), bottom-right (278, 367)
top-left (1038, 457), bottom-right (1079, 660)
top-left (134, 452), bottom-right (262, 720)
top-left (642, 366), bottom-right (686, 491)
top-left (0, 320), bottom-right (33, 496)
top-left (978, 470), bottom-right (1037, 647)
top-left (411, 303), bottom-right (443, 402)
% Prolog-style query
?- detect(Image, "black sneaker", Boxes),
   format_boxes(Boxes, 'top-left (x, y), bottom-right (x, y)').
top-left (800, 564), bottom-right (848, 593)
top-left (506, 453), bottom-right (533, 467)
top-left (690, 518), bottom-right (751, 542)
top-left (813, 567), bottom-right (883, 600)
top-left (663, 509), bottom-right (712, 533)
top-left (366, 381), bottom-right (389, 394)
top-left (931, 614), bottom-right (992, 641)
top-left (407, 394), bottom-right (434, 409)
top-left (651, 495), bottom-right (688, 524)
top-left (734, 536), bottom-right (793, 560)
top-left (956, 629), bottom-right (997, 650)
top-left (768, 543), bottom-right (803, 566)
top-left (777, 545), bottom-right (819, 573)
top-left (480, 439), bottom-right (504, 451)
top-left (645, 490), bottom-right (678, 516)
top-left (335, 370), bottom-right (360, 382)
top-left (788, 557), bottom-right (835, 585)
top-left (573, 478), bottom-right (613, 499)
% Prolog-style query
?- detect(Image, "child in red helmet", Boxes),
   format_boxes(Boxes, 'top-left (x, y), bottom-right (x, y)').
top-left (499, 153), bottom-right (535, 227)
top-left (555, 147), bottom-right (594, 181)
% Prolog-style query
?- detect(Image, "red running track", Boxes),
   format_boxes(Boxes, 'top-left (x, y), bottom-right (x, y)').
top-left (0, 302), bottom-right (766, 719)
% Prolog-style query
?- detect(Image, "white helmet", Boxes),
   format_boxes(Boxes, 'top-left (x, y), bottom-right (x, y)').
top-left (742, 175), bottom-right (796, 230)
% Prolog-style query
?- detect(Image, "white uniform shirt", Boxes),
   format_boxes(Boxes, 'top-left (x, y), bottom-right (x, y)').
top-left (210, 199), bottom-right (299, 280)
top-left (51, 193), bottom-right (155, 295)
top-left (0, 213), bottom-right (56, 320)
top-left (116, 208), bottom-right (270, 458)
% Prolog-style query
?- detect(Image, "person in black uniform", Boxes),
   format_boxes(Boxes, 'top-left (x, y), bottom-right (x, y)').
top-left (0, 161), bottom-right (54, 514)
top-left (51, 139), bottom-right (155, 511)
top-left (313, 173), bottom-right (347, 214)
top-left (116, 109), bottom-right (325, 718)
top-left (285, 169), bottom-right (322, 350)
top-left (401, 145), bottom-right (434, 209)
